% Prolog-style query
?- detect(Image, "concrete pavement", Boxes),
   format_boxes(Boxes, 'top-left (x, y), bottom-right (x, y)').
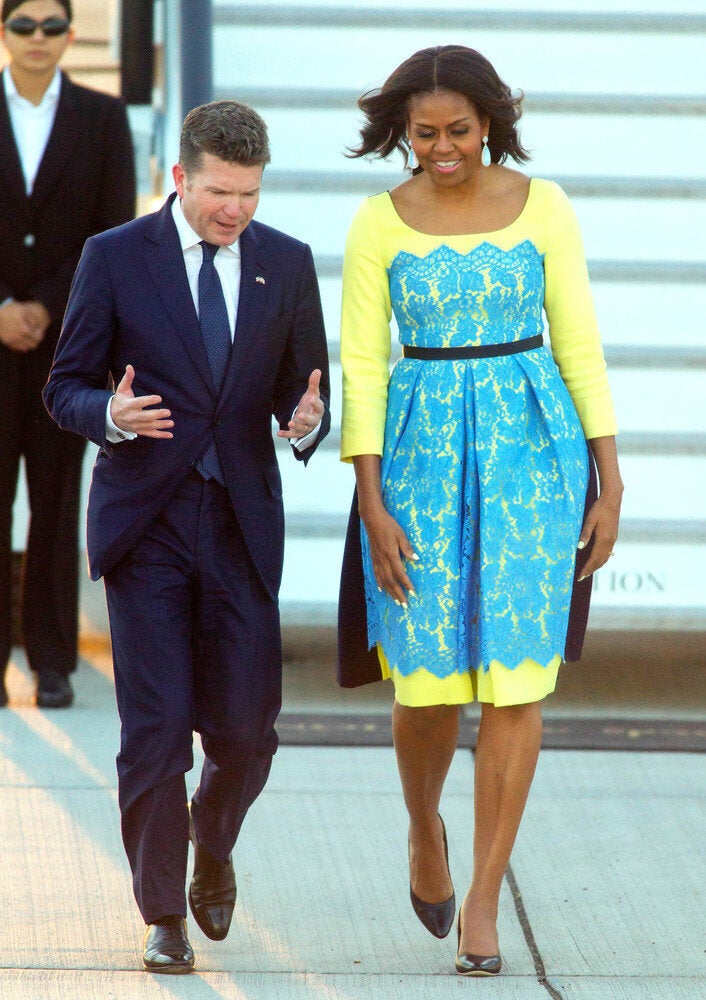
top-left (1, 645), bottom-right (705, 999)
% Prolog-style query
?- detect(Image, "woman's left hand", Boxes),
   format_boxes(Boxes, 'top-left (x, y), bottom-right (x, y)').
top-left (577, 435), bottom-right (624, 582)
top-left (577, 490), bottom-right (622, 581)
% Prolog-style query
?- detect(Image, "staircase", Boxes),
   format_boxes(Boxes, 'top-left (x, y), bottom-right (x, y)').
top-left (211, 0), bottom-right (706, 634)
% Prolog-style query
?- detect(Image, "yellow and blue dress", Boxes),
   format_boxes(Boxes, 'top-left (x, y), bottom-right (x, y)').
top-left (340, 178), bottom-right (617, 708)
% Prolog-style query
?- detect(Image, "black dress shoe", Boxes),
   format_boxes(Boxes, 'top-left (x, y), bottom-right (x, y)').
top-left (143, 916), bottom-right (194, 974)
top-left (188, 808), bottom-right (237, 940)
top-left (455, 913), bottom-right (502, 977)
top-left (409, 815), bottom-right (456, 939)
top-left (35, 670), bottom-right (73, 708)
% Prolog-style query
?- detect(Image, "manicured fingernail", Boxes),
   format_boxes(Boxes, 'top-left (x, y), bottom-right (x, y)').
top-left (577, 575), bottom-right (587, 582)
top-left (408, 589), bottom-right (416, 597)
top-left (577, 541), bottom-right (585, 550)
top-left (394, 599), bottom-right (401, 606)
top-left (401, 601), bottom-right (408, 610)
top-left (377, 586), bottom-right (382, 592)
top-left (411, 553), bottom-right (420, 561)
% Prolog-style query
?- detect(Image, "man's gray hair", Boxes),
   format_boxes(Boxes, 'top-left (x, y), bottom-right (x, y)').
top-left (179, 101), bottom-right (271, 175)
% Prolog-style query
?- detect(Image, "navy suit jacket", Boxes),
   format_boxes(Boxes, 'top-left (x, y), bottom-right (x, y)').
top-left (44, 194), bottom-right (330, 596)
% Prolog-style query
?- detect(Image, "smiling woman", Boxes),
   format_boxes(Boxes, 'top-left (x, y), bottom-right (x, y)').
top-left (339, 43), bottom-right (623, 978)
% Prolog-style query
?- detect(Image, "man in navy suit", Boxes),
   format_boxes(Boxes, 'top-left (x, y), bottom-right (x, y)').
top-left (44, 100), bottom-right (330, 973)
top-left (0, 0), bottom-right (134, 708)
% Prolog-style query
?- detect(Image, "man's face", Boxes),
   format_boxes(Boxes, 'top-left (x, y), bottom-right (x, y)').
top-left (172, 153), bottom-right (263, 246)
top-left (0, 1), bottom-right (74, 77)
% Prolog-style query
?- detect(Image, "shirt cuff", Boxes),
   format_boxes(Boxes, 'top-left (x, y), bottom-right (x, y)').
top-left (291, 420), bottom-right (321, 452)
top-left (106, 396), bottom-right (137, 443)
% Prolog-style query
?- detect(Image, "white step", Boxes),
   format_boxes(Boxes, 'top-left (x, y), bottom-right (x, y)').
top-left (218, 1), bottom-right (706, 14)
top-left (214, 22), bottom-right (705, 97)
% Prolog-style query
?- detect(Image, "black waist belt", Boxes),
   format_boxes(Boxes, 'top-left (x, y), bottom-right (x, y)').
top-left (402, 334), bottom-right (543, 360)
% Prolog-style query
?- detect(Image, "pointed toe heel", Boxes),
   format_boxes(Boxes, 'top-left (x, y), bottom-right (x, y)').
top-left (410, 886), bottom-right (456, 939)
top-left (409, 815), bottom-right (456, 939)
top-left (455, 913), bottom-right (502, 977)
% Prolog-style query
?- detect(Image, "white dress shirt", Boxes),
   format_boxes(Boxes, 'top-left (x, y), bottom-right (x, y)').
top-left (3, 66), bottom-right (61, 196)
top-left (106, 197), bottom-right (319, 450)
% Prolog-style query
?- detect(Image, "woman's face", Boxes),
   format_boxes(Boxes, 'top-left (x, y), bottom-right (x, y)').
top-left (406, 88), bottom-right (489, 186)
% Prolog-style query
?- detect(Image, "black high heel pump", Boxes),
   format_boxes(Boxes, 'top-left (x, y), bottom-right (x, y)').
top-left (409, 815), bottom-right (455, 939)
top-left (455, 912), bottom-right (502, 977)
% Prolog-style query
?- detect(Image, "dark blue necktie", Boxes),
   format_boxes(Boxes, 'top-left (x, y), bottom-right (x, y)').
top-left (198, 241), bottom-right (232, 392)
top-left (196, 241), bottom-right (231, 483)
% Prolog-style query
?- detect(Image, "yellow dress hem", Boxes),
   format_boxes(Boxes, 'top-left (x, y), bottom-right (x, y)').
top-left (377, 645), bottom-right (561, 708)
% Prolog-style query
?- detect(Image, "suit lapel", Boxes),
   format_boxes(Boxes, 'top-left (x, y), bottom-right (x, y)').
top-left (30, 73), bottom-right (83, 210)
top-left (0, 72), bottom-right (31, 203)
top-left (220, 222), bottom-right (269, 403)
top-left (142, 196), bottom-right (216, 396)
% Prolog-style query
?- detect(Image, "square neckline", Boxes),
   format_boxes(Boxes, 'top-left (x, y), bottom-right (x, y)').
top-left (384, 176), bottom-right (536, 239)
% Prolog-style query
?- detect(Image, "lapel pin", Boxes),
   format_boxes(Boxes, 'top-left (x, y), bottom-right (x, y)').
top-left (255, 275), bottom-right (266, 284)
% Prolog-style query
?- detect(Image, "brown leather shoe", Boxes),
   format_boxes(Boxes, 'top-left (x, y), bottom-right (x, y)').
top-left (188, 808), bottom-right (236, 941)
top-left (143, 917), bottom-right (194, 974)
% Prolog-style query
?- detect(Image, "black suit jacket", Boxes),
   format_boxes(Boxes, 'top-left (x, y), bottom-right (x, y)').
top-left (0, 69), bottom-right (135, 353)
top-left (44, 195), bottom-right (331, 598)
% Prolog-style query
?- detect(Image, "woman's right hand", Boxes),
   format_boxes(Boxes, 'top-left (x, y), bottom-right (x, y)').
top-left (361, 504), bottom-right (418, 607)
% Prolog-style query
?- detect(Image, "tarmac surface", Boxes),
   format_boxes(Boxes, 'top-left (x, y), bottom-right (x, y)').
top-left (1, 641), bottom-right (705, 1000)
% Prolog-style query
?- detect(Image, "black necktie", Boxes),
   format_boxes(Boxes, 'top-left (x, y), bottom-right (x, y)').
top-left (196, 241), bottom-right (231, 483)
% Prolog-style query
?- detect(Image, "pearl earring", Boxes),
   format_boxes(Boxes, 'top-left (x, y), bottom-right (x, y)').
top-left (406, 138), bottom-right (419, 171)
top-left (481, 135), bottom-right (491, 167)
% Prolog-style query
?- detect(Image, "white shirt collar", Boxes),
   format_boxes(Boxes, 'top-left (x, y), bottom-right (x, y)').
top-left (3, 66), bottom-right (62, 109)
top-left (171, 195), bottom-right (241, 257)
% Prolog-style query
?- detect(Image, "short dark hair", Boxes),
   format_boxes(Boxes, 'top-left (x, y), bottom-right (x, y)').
top-left (2, 0), bottom-right (72, 21)
top-left (179, 100), bottom-right (271, 176)
top-left (349, 45), bottom-right (529, 168)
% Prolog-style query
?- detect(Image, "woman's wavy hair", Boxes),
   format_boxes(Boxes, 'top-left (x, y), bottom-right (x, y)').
top-left (348, 45), bottom-right (529, 170)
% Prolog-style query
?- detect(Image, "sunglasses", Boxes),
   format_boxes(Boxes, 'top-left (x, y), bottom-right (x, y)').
top-left (4, 16), bottom-right (71, 37)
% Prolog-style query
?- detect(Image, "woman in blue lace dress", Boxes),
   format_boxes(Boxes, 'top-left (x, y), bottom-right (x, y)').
top-left (339, 46), bottom-right (623, 976)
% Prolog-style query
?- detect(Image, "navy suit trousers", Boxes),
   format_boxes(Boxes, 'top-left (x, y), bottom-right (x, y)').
top-left (104, 471), bottom-right (282, 923)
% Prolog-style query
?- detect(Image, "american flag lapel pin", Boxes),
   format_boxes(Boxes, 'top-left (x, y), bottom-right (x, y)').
top-left (256, 275), bottom-right (266, 284)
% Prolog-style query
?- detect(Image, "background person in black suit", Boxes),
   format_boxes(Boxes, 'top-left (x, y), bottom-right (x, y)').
top-left (0, 0), bottom-right (135, 707)
top-left (44, 100), bottom-right (331, 974)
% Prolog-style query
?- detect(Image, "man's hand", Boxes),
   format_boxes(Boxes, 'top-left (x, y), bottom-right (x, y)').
top-left (23, 301), bottom-right (51, 335)
top-left (277, 369), bottom-right (324, 440)
top-left (0, 300), bottom-right (48, 353)
top-left (110, 365), bottom-right (174, 438)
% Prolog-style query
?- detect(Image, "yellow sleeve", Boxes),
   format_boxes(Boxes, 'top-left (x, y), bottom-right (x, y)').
top-left (340, 197), bottom-right (393, 461)
top-left (543, 182), bottom-right (618, 439)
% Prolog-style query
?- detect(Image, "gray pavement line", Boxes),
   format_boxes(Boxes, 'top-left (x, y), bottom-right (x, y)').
top-left (505, 864), bottom-right (564, 1000)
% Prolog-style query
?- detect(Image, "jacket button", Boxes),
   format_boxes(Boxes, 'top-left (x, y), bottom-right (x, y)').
top-left (23, 233), bottom-right (35, 247)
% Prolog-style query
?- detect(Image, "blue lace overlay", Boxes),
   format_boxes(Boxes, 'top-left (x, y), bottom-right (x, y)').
top-left (361, 241), bottom-right (589, 677)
